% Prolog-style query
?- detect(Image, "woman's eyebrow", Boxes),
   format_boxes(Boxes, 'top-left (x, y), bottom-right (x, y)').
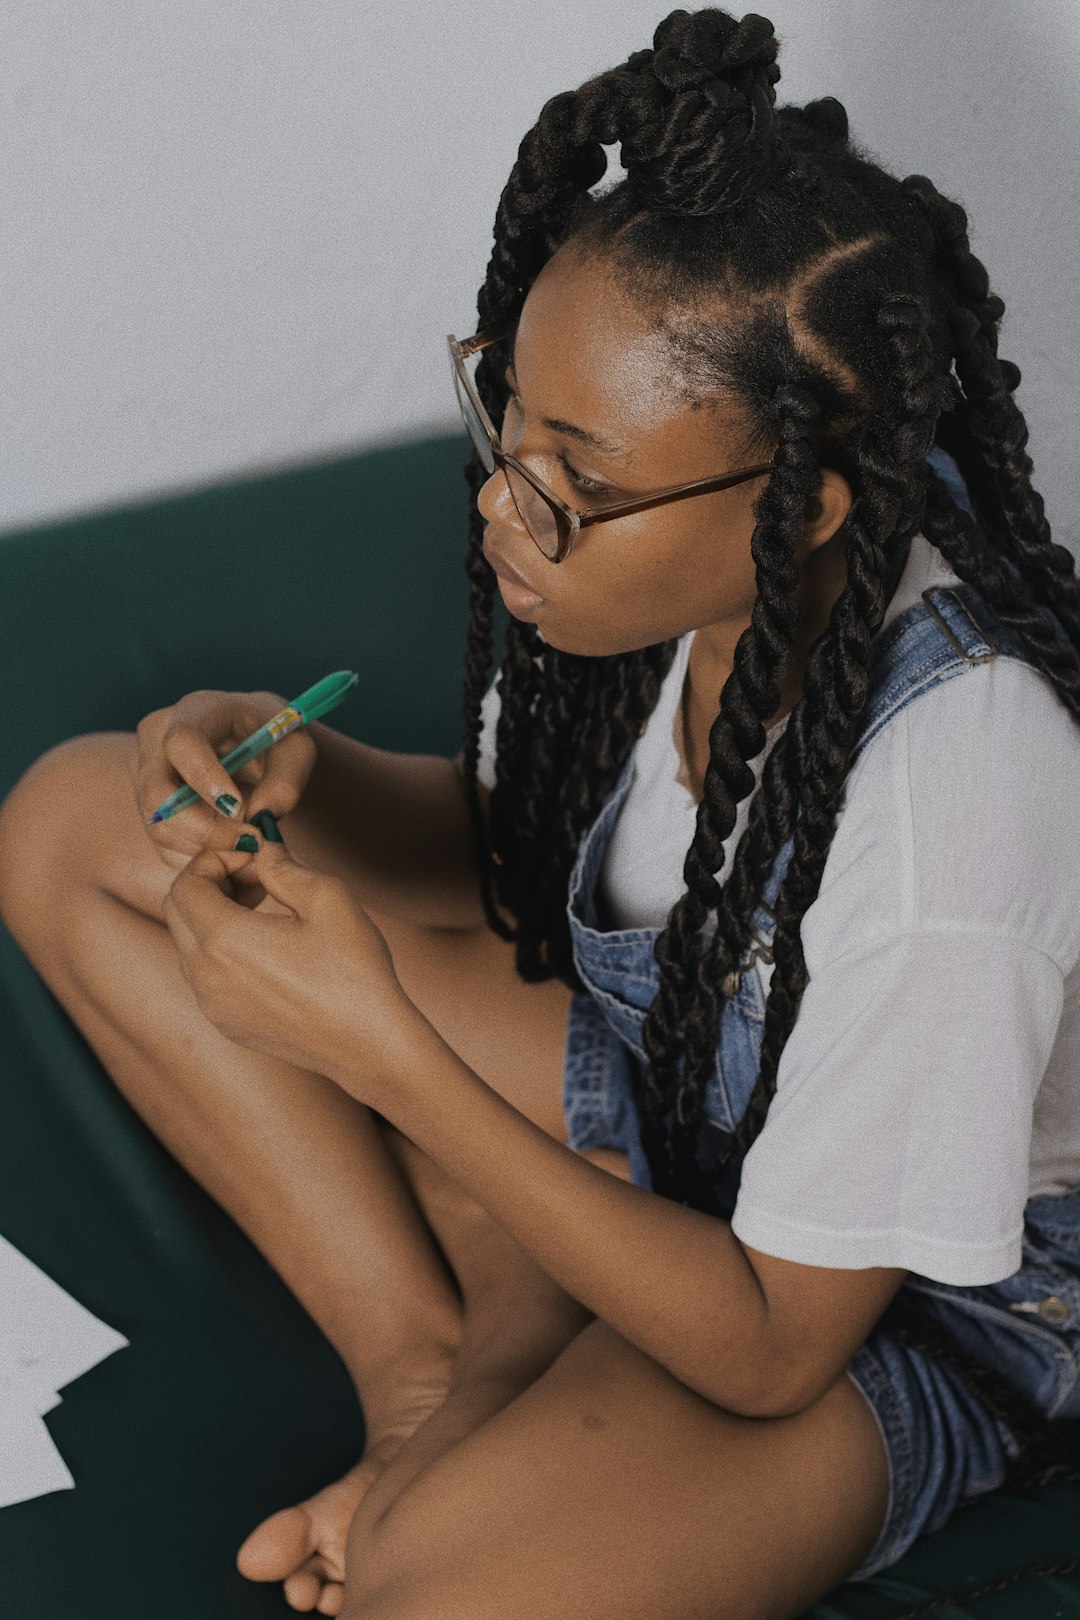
top-left (506, 356), bottom-right (629, 459)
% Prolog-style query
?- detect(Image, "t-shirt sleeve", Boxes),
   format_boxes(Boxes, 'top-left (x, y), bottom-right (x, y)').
top-left (476, 672), bottom-right (502, 793)
top-left (729, 659), bottom-right (1080, 1286)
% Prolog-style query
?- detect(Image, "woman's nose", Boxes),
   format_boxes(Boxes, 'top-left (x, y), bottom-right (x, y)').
top-left (476, 464), bottom-right (520, 529)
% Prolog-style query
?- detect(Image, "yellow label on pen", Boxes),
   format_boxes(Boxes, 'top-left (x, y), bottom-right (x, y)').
top-left (266, 706), bottom-right (303, 741)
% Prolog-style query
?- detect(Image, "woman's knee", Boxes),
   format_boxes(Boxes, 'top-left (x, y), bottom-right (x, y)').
top-left (0, 732), bottom-right (145, 932)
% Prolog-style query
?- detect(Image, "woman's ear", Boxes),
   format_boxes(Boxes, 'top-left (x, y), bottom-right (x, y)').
top-left (802, 467), bottom-right (854, 551)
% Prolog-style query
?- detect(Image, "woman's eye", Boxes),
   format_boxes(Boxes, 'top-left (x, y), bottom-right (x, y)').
top-left (501, 390), bottom-right (524, 442)
top-left (558, 455), bottom-right (612, 497)
top-left (503, 383), bottom-right (612, 499)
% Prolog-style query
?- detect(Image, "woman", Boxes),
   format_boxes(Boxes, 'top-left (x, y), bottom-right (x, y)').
top-left (1, 8), bottom-right (1077, 1617)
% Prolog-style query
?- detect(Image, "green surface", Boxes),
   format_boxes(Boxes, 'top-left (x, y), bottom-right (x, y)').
top-left (0, 435), bottom-right (1076, 1617)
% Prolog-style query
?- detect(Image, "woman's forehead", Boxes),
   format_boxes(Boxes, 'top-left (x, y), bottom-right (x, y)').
top-left (512, 247), bottom-right (747, 468)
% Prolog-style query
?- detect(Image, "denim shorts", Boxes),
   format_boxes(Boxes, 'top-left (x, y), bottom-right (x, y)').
top-left (843, 1186), bottom-right (1080, 1579)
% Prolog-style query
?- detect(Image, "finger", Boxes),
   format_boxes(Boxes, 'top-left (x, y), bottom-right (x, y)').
top-left (248, 808), bottom-right (286, 848)
top-left (282, 1569), bottom-right (322, 1611)
top-left (244, 829), bottom-right (328, 920)
top-left (159, 722), bottom-right (247, 822)
top-left (149, 806), bottom-right (265, 866)
top-left (127, 740), bottom-right (214, 862)
top-left (231, 828), bottom-right (298, 911)
top-left (244, 725), bottom-right (317, 824)
top-left (165, 845), bottom-right (242, 932)
top-left (137, 696), bottom-right (249, 829)
top-left (227, 750), bottom-right (267, 793)
top-left (316, 1581), bottom-right (344, 1615)
top-left (230, 867), bottom-right (295, 915)
top-left (140, 765), bottom-right (264, 860)
top-left (299, 1549), bottom-right (342, 1584)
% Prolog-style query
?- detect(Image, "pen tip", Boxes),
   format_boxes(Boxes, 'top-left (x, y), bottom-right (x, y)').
top-left (148, 813), bottom-right (162, 825)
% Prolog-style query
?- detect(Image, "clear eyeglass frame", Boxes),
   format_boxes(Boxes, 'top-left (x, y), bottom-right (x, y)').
top-left (448, 319), bottom-right (779, 563)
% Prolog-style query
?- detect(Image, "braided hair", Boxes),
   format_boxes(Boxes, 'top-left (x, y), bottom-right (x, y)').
top-left (455, 9), bottom-right (1080, 1602)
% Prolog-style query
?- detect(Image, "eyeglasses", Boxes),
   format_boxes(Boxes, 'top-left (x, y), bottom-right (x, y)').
top-left (448, 320), bottom-right (778, 564)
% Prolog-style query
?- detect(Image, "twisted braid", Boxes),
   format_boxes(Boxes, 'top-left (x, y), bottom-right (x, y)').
top-left (902, 174), bottom-right (1080, 645)
top-left (626, 8), bottom-right (788, 214)
top-left (920, 475), bottom-right (1080, 715)
top-left (637, 383), bottom-right (815, 1201)
top-left (702, 295), bottom-right (942, 1181)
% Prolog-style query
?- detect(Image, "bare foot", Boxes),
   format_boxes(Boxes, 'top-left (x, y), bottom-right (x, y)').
top-left (342, 1301), bottom-right (596, 1585)
top-left (345, 1364), bottom-right (540, 1547)
top-left (235, 1372), bottom-right (453, 1616)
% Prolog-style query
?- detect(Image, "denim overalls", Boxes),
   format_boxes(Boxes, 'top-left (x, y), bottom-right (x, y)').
top-left (560, 448), bottom-right (1080, 1581)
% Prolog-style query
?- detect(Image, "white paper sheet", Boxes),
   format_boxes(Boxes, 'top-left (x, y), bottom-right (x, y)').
top-left (0, 1233), bottom-right (128, 1508)
top-left (0, 1394), bottom-right (75, 1509)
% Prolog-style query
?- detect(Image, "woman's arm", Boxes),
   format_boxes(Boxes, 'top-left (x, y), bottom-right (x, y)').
top-left (303, 722), bottom-right (490, 933)
top-left (329, 1010), bottom-right (907, 1421)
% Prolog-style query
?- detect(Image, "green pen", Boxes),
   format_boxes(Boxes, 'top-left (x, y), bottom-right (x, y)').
top-left (146, 670), bottom-right (359, 825)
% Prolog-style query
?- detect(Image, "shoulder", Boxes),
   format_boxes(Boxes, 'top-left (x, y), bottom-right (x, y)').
top-left (829, 653), bottom-right (1080, 971)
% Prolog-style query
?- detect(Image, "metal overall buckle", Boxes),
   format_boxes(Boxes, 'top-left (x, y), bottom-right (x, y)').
top-left (921, 586), bottom-right (999, 664)
top-left (722, 900), bottom-right (775, 998)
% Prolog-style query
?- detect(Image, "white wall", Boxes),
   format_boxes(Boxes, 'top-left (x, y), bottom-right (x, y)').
top-left (2, 0), bottom-right (1077, 547)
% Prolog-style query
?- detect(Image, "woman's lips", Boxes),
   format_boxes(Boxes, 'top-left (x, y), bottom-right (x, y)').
top-left (484, 545), bottom-right (545, 609)
top-left (485, 545), bottom-right (541, 595)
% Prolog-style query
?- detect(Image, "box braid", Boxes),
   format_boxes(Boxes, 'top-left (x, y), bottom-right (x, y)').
top-left (455, 7), bottom-right (1080, 1590)
top-left (904, 173), bottom-right (1080, 646)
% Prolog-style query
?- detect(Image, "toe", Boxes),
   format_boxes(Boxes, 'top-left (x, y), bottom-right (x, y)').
top-left (283, 1568), bottom-right (323, 1611)
top-left (237, 1505), bottom-right (316, 1582)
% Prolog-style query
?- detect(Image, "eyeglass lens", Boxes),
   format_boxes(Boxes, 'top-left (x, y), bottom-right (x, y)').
top-left (454, 357), bottom-right (562, 560)
top-left (503, 465), bottom-right (560, 559)
top-left (453, 368), bottom-right (494, 475)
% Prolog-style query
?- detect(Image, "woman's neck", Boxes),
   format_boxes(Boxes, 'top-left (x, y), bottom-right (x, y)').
top-left (678, 525), bottom-right (853, 802)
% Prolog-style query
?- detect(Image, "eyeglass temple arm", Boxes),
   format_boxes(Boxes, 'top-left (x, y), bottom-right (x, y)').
top-left (576, 464), bottom-right (779, 525)
top-left (455, 320), bottom-right (515, 359)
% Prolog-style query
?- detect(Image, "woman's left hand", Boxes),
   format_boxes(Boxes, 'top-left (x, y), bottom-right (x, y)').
top-left (162, 832), bottom-right (420, 1093)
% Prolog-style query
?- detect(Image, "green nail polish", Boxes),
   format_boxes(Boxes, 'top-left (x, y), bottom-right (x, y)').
top-left (252, 809), bottom-right (283, 843)
top-left (234, 835), bottom-right (259, 854)
top-left (216, 794), bottom-right (239, 817)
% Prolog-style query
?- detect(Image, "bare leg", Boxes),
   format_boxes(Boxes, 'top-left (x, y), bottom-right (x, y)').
top-left (341, 1321), bottom-right (890, 1620)
top-left (0, 732), bottom-right (603, 1614)
top-left (2, 872), bottom-right (465, 1393)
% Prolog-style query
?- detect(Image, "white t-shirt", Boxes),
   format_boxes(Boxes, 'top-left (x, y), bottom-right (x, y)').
top-left (476, 534), bottom-right (1080, 1283)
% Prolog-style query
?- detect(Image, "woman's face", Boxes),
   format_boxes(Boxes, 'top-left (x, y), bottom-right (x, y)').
top-left (476, 243), bottom-right (848, 662)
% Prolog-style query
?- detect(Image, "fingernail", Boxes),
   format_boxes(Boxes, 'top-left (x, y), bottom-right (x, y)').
top-left (216, 794), bottom-right (240, 818)
top-left (250, 809), bottom-right (283, 844)
top-left (234, 834), bottom-right (260, 853)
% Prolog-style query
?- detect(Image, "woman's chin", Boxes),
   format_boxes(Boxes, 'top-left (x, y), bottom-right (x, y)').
top-left (496, 573), bottom-right (545, 617)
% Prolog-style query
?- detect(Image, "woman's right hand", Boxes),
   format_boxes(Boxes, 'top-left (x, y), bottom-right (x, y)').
top-left (130, 689), bottom-right (318, 880)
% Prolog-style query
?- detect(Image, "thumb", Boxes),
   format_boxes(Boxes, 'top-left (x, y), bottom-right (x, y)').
top-left (247, 824), bottom-right (316, 911)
